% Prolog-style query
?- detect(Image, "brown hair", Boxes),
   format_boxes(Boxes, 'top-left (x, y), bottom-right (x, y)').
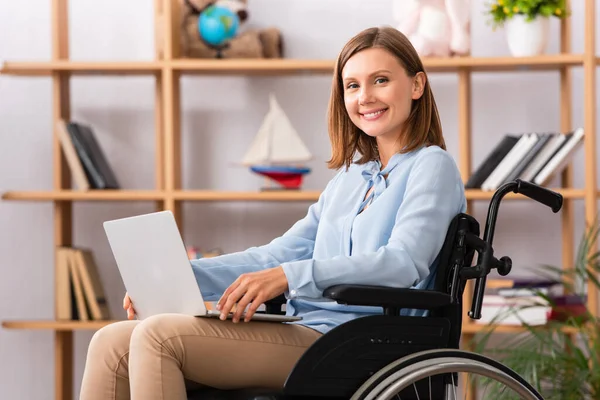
top-left (327, 26), bottom-right (445, 170)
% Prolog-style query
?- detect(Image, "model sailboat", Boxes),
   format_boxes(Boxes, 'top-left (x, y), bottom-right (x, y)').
top-left (241, 94), bottom-right (312, 190)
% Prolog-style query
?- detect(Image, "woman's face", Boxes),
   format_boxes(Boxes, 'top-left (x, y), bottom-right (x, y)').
top-left (342, 47), bottom-right (425, 145)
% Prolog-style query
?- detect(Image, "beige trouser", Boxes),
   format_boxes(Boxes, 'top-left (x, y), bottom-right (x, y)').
top-left (79, 313), bottom-right (322, 400)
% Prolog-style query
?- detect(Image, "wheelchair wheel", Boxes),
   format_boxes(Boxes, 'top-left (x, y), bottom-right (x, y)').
top-left (351, 349), bottom-right (543, 400)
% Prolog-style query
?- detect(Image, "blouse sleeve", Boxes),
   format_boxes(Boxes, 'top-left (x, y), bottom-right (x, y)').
top-left (190, 172), bottom-right (341, 300)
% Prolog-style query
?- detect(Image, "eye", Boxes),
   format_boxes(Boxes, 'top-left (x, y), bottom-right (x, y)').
top-left (346, 82), bottom-right (359, 90)
top-left (375, 77), bottom-right (389, 84)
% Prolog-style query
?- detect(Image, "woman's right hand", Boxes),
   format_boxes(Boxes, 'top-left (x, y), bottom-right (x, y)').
top-left (123, 292), bottom-right (136, 320)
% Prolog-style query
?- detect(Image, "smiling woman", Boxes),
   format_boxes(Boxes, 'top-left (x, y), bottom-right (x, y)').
top-left (79, 26), bottom-right (466, 400)
top-left (328, 26), bottom-right (445, 171)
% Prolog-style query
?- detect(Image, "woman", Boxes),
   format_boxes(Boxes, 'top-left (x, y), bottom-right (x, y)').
top-left (80, 26), bottom-right (466, 400)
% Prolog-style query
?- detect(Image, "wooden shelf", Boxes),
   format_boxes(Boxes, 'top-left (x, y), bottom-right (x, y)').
top-left (1, 190), bottom-right (165, 201)
top-left (173, 190), bottom-right (322, 201)
top-left (465, 188), bottom-right (586, 200)
top-left (462, 322), bottom-right (580, 335)
top-left (0, 61), bottom-right (162, 76)
top-left (0, 55), bottom-right (585, 77)
top-left (171, 58), bottom-right (334, 75)
top-left (2, 188), bottom-right (590, 202)
top-left (423, 54), bottom-right (584, 72)
top-left (2, 320), bottom-right (119, 331)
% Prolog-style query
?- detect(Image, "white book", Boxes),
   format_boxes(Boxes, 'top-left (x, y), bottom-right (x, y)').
top-left (518, 134), bottom-right (566, 182)
top-left (533, 127), bottom-right (584, 186)
top-left (481, 133), bottom-right (538, 191)
top-left (476, 295), bottom-right (550, 326)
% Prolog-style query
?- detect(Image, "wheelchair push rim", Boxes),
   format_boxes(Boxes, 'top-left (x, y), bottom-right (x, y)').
top-left (351, 349), bottom-right (543, 400)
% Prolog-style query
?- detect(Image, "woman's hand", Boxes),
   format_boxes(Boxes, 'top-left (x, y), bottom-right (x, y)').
top-left (123, 292), bottom-right (136, 320)
top-left (217, 266), bottom-right (288, 323)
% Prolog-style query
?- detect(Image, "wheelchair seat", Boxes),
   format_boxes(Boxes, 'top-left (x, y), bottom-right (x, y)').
top-left (186, 212), bottom-right (481, 400)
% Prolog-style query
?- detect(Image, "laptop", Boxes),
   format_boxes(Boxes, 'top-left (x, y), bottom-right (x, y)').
top-left (103, 210), bottom-right (301, 323)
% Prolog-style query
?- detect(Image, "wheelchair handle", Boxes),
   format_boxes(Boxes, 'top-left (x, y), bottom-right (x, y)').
top-left (513, 179), bottom-right (563, 213)
top-left (468, 179), bottom-right (563, 320)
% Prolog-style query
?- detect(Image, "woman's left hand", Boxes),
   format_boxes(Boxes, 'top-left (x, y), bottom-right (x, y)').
top-left (217, 266), bottom-right (289, 323)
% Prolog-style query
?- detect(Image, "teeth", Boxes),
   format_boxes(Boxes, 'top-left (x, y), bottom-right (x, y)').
top-left (364, 110), bottom-right (385, 118)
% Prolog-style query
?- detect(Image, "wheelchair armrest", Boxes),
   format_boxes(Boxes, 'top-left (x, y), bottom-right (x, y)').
top-left (323, 284), bottom-right (452, 311)
top-left (263, 294), bottom-right (287, 315)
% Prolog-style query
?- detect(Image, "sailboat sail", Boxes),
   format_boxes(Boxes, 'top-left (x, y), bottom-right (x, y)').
top-left (241, 103), bottom-right (274, 165)
top-left (241, 94), bottom-right (312, 166)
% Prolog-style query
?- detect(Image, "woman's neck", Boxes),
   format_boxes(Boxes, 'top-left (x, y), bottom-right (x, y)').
top-left (377, 143), bottom-right (400, 170)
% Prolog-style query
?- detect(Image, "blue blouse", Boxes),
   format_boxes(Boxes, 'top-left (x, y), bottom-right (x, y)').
top-left (191, 145), bottom-right (467, 334)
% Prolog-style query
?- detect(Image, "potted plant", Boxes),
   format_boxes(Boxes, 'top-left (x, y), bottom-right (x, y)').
top-left (485, 0), bottom-right (569, 56)
top-left (472, 222), bottom-right (600, 399)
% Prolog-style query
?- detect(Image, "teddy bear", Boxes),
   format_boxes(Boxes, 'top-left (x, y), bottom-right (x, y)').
top-left (393, 0), bottom-right (471, 57)
top-left (180, 0), bottom-right (283, 59)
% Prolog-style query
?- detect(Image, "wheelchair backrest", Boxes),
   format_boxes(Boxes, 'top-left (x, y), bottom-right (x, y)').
top-left (433, 213), bottom-right (480, 299)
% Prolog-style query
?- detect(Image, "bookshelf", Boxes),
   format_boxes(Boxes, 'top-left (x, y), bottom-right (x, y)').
top-left (0, 0), bottom-right (598, 399)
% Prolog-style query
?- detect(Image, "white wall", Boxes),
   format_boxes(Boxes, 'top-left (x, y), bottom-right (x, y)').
top-left (0, 0), bottom-right (596, 398)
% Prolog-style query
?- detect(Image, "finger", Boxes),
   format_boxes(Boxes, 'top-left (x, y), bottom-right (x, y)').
top-left (123, 293), bottom-right (130, 310)
top-left (244, 296), bottom-right (265, 322)
top-left (127, 305), bottom-right (135, 320)
top-left (220, 284), bottom-right (247, 320)
top-left (217, 280), bottom-right (240, 311)
top-left (232, 291), bottom-right (256, 323)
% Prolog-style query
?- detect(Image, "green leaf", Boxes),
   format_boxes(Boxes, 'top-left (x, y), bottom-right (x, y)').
top-left (472, 220), bottom-right (600, 398)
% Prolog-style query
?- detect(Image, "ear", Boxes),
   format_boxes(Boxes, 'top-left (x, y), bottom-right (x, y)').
top-left (411, 71), bottom-right (426, 100)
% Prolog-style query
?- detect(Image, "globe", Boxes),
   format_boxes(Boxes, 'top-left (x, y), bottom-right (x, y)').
top-left (198, 5), bottom-right (240, 48)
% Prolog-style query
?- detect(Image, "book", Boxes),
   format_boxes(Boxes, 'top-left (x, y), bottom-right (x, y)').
top-left (56, 120), bottom-right (91, 191)
top-left (518, 133), bottom-right (567, 182)
top-left (481, 133), bottom-right (539, 191)
top-left (465, 135), bottom-right (520, 189)
top-left (465, 128), bottom-right (584, 190)
top-left (533, 127), bottom-right (584, 186)
top-left (66, 122), bottom-right (120, 190)
top-left (55, 247), bottom-right (110, 321)
top-left (73, 249), bottom-right (111, 320)
top-left (501, 133), bottom-right (553, 184)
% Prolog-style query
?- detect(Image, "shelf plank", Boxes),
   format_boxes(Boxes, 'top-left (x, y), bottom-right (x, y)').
top-left (2, 320), bottom-right (119, 331)
top-left (0, 61), bottom-right (162, 76)
top-left (424, 54), bottom-right (584, 72)
top-left (0, 55), bottom-right (584, 77)
top-left (1, 189), bottom-right (590, 202)
top-left (462, 322), bottom-right (580, 334)
top-left (171, 58), bottom-right (334, 75)
top-left (174, 190), bottom-right (322, 201)
top-left (465, 188), bottom-right (585, 200)
top-left (172, 55), bottom-right (586, 74)
top-left (1, 190), bottom-right (165, 201)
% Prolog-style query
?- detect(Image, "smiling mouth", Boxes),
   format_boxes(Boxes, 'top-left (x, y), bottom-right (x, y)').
top-left (360, 108), bottom-right (388, 121)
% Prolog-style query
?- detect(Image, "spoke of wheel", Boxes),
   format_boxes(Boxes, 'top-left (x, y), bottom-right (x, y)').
top-left (451, 373), bottom-right (456, 400)
top-left (429, 376), bottom-right (432, 399)
top-left (412, 382), bottom-right (420, 400)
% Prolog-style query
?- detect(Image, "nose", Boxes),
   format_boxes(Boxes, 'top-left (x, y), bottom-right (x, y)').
top-left (358, 86), bottom-right (374, 105)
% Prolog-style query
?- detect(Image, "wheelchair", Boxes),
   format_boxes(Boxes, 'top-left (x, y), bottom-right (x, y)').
top-left (189, 179), bottom-right (563, 400)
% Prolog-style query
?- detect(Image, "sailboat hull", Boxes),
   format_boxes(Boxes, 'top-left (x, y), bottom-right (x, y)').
top-left (250, 166), bottom-right (311, 190)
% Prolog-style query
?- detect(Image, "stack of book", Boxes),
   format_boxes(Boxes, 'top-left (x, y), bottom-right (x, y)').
top-left (466, 128), bottom-right (584, 191)
top-left (476, 279), bottom-right (560, 326)
top-left (56, 120), bottom-right (120, 191)
top-left (56, 247), bottom-right (111, 321)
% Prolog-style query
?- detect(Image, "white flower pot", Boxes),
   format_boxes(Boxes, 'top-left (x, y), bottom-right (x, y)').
top-left (505, 15), bottom-right (550, 57)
